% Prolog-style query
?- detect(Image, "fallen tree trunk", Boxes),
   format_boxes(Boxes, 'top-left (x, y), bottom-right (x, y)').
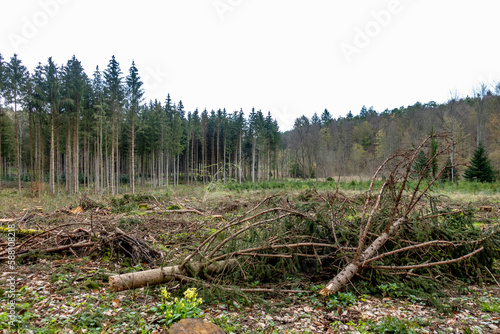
top-left (319, 217), bottom-right (407, 295)
top-left (109, 259), bottom-right (237, 291)
top-left (0, 226), bottom-right (42, 235)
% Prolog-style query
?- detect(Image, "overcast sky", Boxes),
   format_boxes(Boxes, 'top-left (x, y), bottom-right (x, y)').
top-left (1, 0), bottom-right (499, 130)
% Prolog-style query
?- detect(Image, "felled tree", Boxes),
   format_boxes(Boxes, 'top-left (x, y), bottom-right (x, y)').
top-left (464, 143), bottom-right (496, 182)
top-left (319, 133), bottom-right (494, 295)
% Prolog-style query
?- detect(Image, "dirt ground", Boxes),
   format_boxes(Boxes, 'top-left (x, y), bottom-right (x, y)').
top-left (0, 186), bottom-right (499, 333)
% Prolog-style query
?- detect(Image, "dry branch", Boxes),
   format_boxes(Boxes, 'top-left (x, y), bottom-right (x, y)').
top-left (364, 246), bottom-right (484, 270)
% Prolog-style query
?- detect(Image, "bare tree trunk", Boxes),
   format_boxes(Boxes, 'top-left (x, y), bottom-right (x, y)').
top-left (50, 112), bottom-right (55, 194)
top-left (56, 115), bottom-right (60, 194)
top-left (223, 135), bottom-right (226, 184)
top-left (14, 100), bottom-right (21, 193)
top-left (252, 137), bottom-right (256, 183)
top-left (109, 260), bottom-right (237, 292)
top-left (319, 217), bottom-right (407, 295)
top-left (74, 111), bottom-right (79, 194)
top-left (29, 108), bottom-right (34, 189)
top-left (239, 132), bottom-right (242, 183)
top-left (131, 117), bottom-right (135, 194)
top-left (66, 121), bottom-right (72, 193)
top-left (111, 117), bottom-right (115, 196)
top-left (116, 121), bottom-right (119, 194)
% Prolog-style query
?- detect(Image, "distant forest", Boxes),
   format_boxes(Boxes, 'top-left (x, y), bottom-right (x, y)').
top-left (0, 53), bottom-right (499, 194)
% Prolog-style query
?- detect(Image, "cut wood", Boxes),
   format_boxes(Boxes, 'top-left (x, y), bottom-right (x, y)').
top-left (319, 217), bottom-right (407, 296)
top-left (109, 259), bottom-right (237, 291)
top-left (0, 226), bottom-right (42, 235)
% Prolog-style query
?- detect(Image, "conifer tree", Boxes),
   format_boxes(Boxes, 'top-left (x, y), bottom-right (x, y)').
top-left (104, 55), bottom-right (124, 195)
top-left (464, 143), bottom-right (496, 182)
top-left (4, 54), bottom-right (28, 193)
top-left (44, 57), bottom-right (61, 194)
top-left (126, 61), bottom-right (144, 194)
top-left (413, 150), bottom-right (429, 179)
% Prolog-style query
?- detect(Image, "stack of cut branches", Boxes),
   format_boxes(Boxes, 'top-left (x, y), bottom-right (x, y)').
top-left (0, 218), bottom-right (161, 266)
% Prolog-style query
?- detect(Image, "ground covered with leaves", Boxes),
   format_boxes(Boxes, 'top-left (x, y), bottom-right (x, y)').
top-left (0, 180), bottom-right (499, 333)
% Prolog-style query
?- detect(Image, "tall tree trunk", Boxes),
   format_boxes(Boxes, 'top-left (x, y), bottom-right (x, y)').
top-left (50, 112), bottom-right (55, 194)
top-left (223, 135), bottom-right (226, 184)
top-left (239, 132), bottom-right (242, 183)
top-left (15, 100), bottom-right (21, 193)
top-left (116, 120), bottom-right (119, 194)
top-left (131, 117), bottom-right (135, 194)
top-left (73, 109), bottom-right (79, 194)
top-left (111, 116), bottom-right (115, 196)
top-left (38, 116), bottom-right (42, 195)
top-left (216, 128), bottom-right (220, 181)
top-left (56, 114), bottom-right (60, 193)
top-left (66, 120), bottom-right (72, 193)
top-left (29, 108), bottom-right (34, 188)
top-left (252, 137), bottom-right (256, 183)
top-left (267, 146), bottom-right (271, 182)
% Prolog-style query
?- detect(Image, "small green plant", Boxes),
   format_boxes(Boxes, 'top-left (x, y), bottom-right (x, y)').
top-left (378, 283), bottom-right (405, 298)
top-left (326, 292), bottom-right (358, 310)
top-left (368, 316), bottom-right (419, 333)
top-left (166, 204), bottom-right (183, 210)
top-left (481, 301), bottom-right (500, 313)
top-left (158, 288), bottom-right (203, 327)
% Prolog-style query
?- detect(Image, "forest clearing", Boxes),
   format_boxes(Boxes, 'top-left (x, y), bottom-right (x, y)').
top-left (2, 1), bottom-right (500, 332)
top-left (1, 145), bottom-right (500, 333)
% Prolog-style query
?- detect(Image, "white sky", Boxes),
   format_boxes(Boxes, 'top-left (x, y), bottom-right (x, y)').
top-left (1, 0), bottom-right (499, 131)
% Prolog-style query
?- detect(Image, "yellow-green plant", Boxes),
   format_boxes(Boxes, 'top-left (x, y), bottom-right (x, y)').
top-left (160, 288), bottom-right (203, 327)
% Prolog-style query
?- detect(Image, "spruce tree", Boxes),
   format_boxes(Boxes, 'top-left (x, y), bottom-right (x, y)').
top-left (413, 150), bottom-right (429, 179)
top-left (4, 54), bottom-right (28, 193)
top-left (464, 143), bottom-right (496, 182)
top-left (126, 61), bottom-right (144, 194)
top-left (104, 55), bottom-right (124, 195)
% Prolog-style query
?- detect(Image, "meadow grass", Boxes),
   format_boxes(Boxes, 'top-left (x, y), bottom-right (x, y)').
top-left (1, 179), bottom-right (498, 217)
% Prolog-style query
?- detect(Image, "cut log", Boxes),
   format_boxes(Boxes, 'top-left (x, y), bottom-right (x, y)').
top-left (0, 226), bottom-right (41, 235)
top-left (319, 217), bottom-right (407, 296)
top-left (109, 259), bottom-right (237, 291)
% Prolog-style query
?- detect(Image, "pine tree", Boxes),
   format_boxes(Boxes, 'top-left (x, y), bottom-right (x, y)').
top-left (63, 55), bottom-right (87, 194)
top-left (464, 143), bottom-right (496, 182)
top-left (126, 61), bottom-right (144, 194)
top-left (321, 109), bottom-right (332, 126)
top-left (104, 56), bottom-right (124, 195)
top-left (413, 150), bottom-right (429, 179)
top-left (4, 54), bottom-right (28, 193)
top-left (44, 57), bottom-right (61, 194)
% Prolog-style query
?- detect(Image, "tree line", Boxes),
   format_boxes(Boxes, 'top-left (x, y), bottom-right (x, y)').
top-left (0, 53), bottom-right (498, 196)
top-left (0, 54), bottom-right (281, 195)
top-left (285, 86), bottom-right (500, 182)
